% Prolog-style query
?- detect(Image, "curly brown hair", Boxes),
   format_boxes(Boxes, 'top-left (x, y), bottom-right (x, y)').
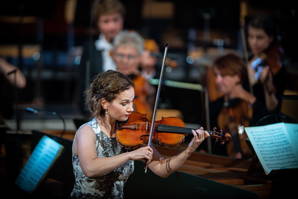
top-left (85, 70), bottom-right (133, 118)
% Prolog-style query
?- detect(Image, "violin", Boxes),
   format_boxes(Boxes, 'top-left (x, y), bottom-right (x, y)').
top-left (116, 111), bottom-right (227, 148)
top-left (117, 44), bottom-right (227, 151)
top-left (255, 46), bottom-right (282, 75)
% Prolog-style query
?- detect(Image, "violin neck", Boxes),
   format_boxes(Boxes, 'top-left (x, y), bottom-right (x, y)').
top-left (156, 124), bottom-right (225, 141)
top-left (157, 124), bottom-right (194, 135)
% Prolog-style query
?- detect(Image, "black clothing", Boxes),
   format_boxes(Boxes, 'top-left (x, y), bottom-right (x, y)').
top-left (209, 96), bottom-right (269, 129)
top-left (250, 64), bottom-right (287, 125)
top-left (78, 38), bottom-right (104, 116)
top-left (208, 96), bottom-right (267, 156)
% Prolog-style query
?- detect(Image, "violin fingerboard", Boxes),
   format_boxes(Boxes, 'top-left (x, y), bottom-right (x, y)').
top-left (156, 124), bottom-right (194, 134)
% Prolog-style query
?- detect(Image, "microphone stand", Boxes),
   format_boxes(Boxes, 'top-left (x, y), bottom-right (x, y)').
top-left (7, 69), bottom-right (20, 133)
top-left (52, 111), bottom-right (66, 138)
top-left (204, 87), bottom-right (212, 154)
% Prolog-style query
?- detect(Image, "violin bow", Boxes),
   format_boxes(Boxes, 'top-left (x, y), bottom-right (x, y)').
top-left (147, 44), bottom-right (168, 147)
top-left (145, 44), bottom-right (168, 173)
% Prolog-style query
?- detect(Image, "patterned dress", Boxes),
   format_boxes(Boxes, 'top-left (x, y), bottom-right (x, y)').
top-left (71, 118), bottom-right (134, 199)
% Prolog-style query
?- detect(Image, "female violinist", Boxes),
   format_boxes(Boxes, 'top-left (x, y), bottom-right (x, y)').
top-left (71, 70), bottom-right (209, 199)
top-left (246, 14), bottom-right (287, 124)
top-left (111, 31), bottom-right (155, 118)
top-left (209, 53), bottom-right (256, 159)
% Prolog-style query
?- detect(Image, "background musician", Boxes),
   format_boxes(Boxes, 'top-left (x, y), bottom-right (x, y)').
top-left (209, 53), bottom-right (256, 159)
top-left (111, 30), bottom-right (155, 118)
top-left (140, 39), bottom-right (160, 80)
top-left (246, 14), bottom-right (287, 124)
top-left (0, 58), bottom-right (26, 120)
top-left (78, 0), bottom-right (125, 116)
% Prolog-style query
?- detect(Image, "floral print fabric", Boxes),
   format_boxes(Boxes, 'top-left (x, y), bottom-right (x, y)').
top-left (71, 118), bottom-right (134, 199)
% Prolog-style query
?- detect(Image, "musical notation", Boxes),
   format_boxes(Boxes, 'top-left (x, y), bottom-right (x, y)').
top-left (245, 123), bottom-right (298, 175)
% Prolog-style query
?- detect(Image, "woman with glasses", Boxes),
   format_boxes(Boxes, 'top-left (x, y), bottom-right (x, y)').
top-left (111, 31), bottom-right (155, 118)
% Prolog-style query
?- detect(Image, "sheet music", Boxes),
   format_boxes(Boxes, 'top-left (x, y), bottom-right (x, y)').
top-left (245, 123), bottom-right (298, 175)
top-left (285, 123), bottom-right (298, 158)
top-left (15, 136), bottom-right (64, 192)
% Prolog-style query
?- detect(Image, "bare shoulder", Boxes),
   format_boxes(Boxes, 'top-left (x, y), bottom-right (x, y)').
top-left (76, 124), bottom-right (96, 140)
top-left (73, 124), bottom-right (96, 154)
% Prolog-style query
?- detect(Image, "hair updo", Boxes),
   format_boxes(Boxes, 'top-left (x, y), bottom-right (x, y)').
top-left (85, 70), bottom-right (133, 118)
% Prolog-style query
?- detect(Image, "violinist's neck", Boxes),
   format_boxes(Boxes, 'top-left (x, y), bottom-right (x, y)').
top-left (98, 116), bottom-right (116, 137)
top-left (227, 84), bottom-right (243, 99)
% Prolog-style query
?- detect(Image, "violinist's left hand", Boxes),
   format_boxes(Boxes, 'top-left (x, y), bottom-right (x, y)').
top-left (187, 128), bottom-right (210, 153)
top-left (260, 66), bottom-right (275, 93)
top-left (260, 66), bottom-right (270, 83)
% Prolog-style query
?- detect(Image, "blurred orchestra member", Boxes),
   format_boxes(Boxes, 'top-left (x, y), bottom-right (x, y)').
top-left (111, 31), bottom-right (155, 118)
top-left (79, 0), bottom-right (125, 116)
top-left (0, 58), bottom-right (26, 119)
top-left (246, 14), bottom-right (287, 122)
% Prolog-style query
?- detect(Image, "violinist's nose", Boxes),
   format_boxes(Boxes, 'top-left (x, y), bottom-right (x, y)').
top-left (127, 102), bottom-right (134, 113)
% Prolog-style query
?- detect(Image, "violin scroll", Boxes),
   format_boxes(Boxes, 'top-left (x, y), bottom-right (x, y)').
top-left (208, 127), bottom-right (231, 144)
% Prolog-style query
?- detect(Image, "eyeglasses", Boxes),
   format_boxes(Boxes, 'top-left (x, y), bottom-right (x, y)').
top-left (114, 53), bottom-right (138, 61)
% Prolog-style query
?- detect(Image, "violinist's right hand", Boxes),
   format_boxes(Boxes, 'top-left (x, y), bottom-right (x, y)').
top-left (128, 146), bottom-right (153, 162)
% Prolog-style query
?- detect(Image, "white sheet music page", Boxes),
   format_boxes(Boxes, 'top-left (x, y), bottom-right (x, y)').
top-left (245, 122), bottom-right (298, 175)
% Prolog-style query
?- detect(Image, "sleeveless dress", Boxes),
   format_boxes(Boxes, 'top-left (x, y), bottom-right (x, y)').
top-left (71, 118), bottom-right (134, 199)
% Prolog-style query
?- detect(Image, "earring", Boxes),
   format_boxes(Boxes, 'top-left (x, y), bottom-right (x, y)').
top-left (105, 109), bottom-right (108, 115)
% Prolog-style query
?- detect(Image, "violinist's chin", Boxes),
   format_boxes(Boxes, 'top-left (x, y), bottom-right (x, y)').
top-left (120, 114), bottom-right (130, 121)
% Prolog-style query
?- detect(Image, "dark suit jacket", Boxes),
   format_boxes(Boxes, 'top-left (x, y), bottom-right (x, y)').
top-left (78, 38), bottom-right (104, 116)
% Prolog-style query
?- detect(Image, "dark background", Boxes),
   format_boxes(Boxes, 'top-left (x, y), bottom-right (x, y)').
top-left (1, 1), bottom-right (298, 199)
top-left (0, 0), bottom-right (297, 122)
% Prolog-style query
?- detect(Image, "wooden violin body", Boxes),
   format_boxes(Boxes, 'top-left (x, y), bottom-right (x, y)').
top-left (263, 46), bottom-right (282, 75)
top-left (116, 112), bottom-right (227, 149)
top-left (116, 112), bottom-right (185, 148)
